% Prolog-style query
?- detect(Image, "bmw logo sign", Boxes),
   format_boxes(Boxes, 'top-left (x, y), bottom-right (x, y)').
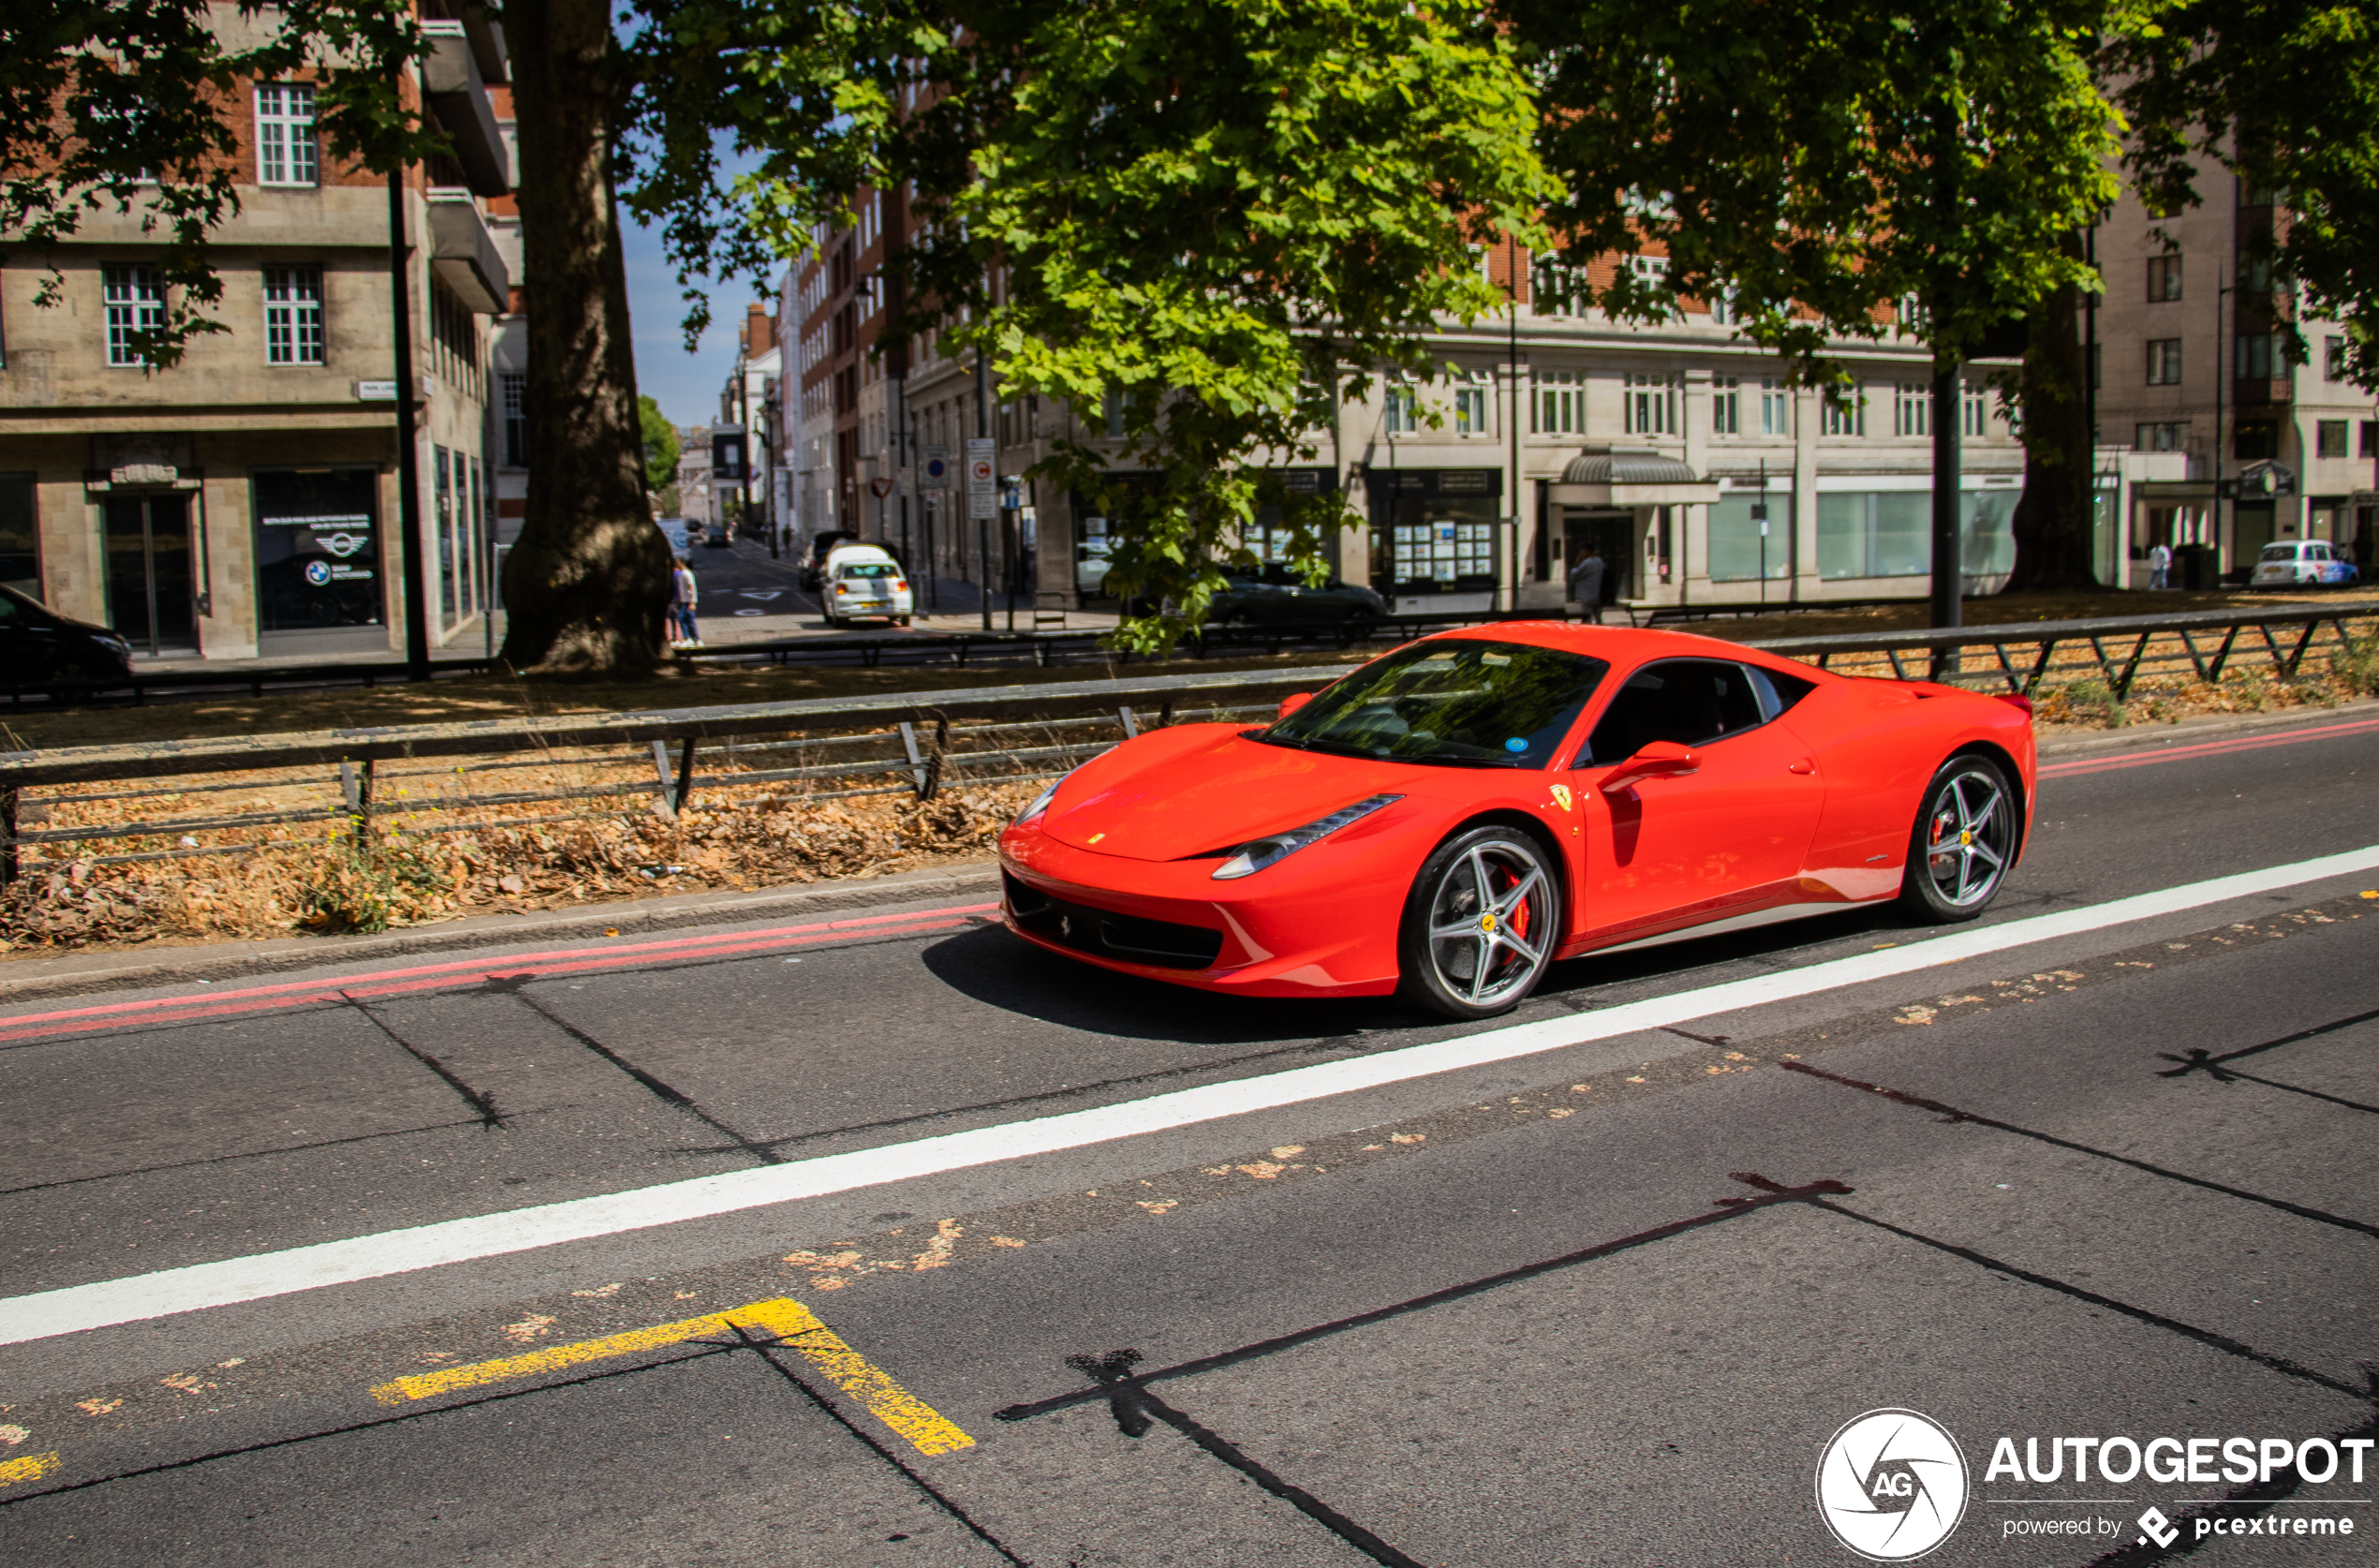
top-left (304, 560), bottom-right (333, 586)
top-left (1815, 1409), bottom-right (1969, 1560)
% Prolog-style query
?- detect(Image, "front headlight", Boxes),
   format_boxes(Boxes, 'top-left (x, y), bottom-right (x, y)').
top-left (1013, 772), bottom-right (1071, 827)
top-left (1211, 794), bottom-right (1401, 880)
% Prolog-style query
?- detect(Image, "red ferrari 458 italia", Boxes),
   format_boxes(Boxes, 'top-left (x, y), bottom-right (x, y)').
top-left (997, 624), bottom-right (2035, 1018)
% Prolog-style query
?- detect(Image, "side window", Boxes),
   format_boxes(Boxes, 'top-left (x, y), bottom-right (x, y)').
top-left (1585, 659), bottom-right (1766, 763)
top-left (1745, 665), bottom-right (1815, 720)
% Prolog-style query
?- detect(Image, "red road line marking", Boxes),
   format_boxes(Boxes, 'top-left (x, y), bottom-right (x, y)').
top-left (0, 901), bottom-right (1000, 1030)
top-left (0, 908), bottom-right (996, 1044)
top-left (2039, 716), bottom-right (2379, 778)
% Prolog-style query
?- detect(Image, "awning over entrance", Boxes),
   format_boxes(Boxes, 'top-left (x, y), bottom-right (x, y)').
top-left (1547, 451), bottom-right (1720, 508)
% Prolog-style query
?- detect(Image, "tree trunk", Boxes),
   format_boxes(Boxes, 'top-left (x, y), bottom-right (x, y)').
top-left (499, 0), bottom-right (669, 673)
top-left (2005, 235), bottom-right (2098, 592)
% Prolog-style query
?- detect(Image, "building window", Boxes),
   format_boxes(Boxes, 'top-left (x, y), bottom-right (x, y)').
top-left (1706, 289), bottom-right (1737, 327)
top-left (1962, 381), bottom-right (1988, 437)
top-left (2325, 335), bottom-right (2346, 380)
top-left (1759, 378), bottom-right (1790, 436)
top-left (1712, 376), bottom-right (1740, 435)
top-left (1820, 388), bottom-right (1865, 437)
top-left (103, 264), bottom-right (163, 365)
top-left (2146, 339), bottom-right (2184, 385)
top-left (1452, 374), bottom-right (1490, 435)
top-left (1896, 295), bottom-right (1925, 331)
top-left (1531, 259), bottom-right (1589, 318)
top-left (2233, 420), bottom-right (2278, 460)
top-left (1623, 373), bottom-right (1676, 436)
top-left (2147, 253), bottom-right (2182, 302)
top-left (262, 266), bottom-right (324, 364)
top-left (1383, 380), bottom-right (1421, 434)
top-left (1894, 382), bottom-right (1929, 436)
top-left (0, 472), bottom-right (37, 599)
top-left (1535, 370), bottom-right (1583, 435)
top-left (2235, 333), bottom-right (2274, 380)
top-left (2136, 422), bottom-right (2189, 451)
top-left (500, 372), bottom-right (526, 466)
top-left (435, 444), bottom-right (457, 623)
top-left (2316, 420), bottom-right (2349, 459)
top-left (2365, 422), bottom-right (2379, 460)
top-left (255, 84), bottom-right (318, 186)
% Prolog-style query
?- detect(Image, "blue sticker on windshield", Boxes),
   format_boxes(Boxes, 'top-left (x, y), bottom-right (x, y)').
top-left (1505, 737), bottom-right (1528, 752)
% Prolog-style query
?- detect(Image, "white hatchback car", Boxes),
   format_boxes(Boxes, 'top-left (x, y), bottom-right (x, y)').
top-left (821, 544), bottom-right (914, 626)
top-left (2250, 540), bottom-right (2359, 588)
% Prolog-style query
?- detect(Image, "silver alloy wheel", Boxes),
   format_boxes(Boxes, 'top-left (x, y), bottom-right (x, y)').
top-left (1423, 837), bottom-right (1555, 1008)
top-left (1920, 765), bottom-right (2014, 908)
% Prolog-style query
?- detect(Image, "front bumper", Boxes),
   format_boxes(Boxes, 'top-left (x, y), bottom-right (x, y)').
top-left (996, 828), bottom-right (1403, 998)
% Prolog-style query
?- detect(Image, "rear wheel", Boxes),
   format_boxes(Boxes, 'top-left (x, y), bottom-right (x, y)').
top-left (1899, 756), bottom-right (2018, 923)
top-left (1397, 826), bottom-right (1562, 1019)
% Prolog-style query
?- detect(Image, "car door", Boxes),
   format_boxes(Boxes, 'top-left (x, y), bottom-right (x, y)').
top-left (1568, 658), bottom-right (1825, 943)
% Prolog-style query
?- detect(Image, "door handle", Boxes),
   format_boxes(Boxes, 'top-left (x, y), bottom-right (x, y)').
top-left (1786, 758), bottom-right (1816, 775)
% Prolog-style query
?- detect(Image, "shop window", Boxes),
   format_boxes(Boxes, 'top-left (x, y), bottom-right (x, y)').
top-left (436, 444), bottom-right (457, 623)
top-left (2147, 339), bottom-right (2183, 385)
top-left (263, 266), bottom-right (324, 364)
top-left (2147, 253), bottom-right (2182, 302)
top-left (1707, 490), bottom-right (1789, 583)
top-left (0, 472), bottom-right (37, 599)
top-left (103, 264), bottom-right (163, 366)
top-left (255, 84), bottom-right (318, 186)
top-left (253, 467), bottom-right (382, 634)
top-left (1816, 491), bottom-right (2016, 581)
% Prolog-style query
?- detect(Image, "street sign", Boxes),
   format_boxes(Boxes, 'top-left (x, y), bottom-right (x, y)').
top-left (967, 437), bottom-right (997, 522)
top-left (923, 444), bottom-right (950, 486)
top-left (869, 477), bottom-right (894, 499)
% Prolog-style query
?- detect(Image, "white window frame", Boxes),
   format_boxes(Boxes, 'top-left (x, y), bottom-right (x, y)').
top-left (1622, 372), bottom-right (1676, 436)
top-left (1821, 388), bottom-right (1866, 437)
top-left (1382, 378), bottom-right (1422, 435)
top-left (1961, 381), bottom-right (1988, 437)
top-left (1894, 381), bottom-right (1929, 437)
top-left (1712, 375), bottom-right (1740, 436)
top-left (255, 83), bottom-right (318, 186)
top-left (262, 264), bottom-right (325, 364)
top-left (103, 264), bottom-right (163, 366)
top-left (1452, 371), bottom-right (1490, 435)
top-left (1759, 377), bottom-right (1790, 436)
top-left (2147, 339), bottom-right (2184, 386)
top-left (1534, 369), bottom-right (1584, 435)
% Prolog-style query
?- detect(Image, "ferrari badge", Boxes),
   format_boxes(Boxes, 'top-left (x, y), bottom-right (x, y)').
top-left (1549, 784), bottom-right (1574, 813)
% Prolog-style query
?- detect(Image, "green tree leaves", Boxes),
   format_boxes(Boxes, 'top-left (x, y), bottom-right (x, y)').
top-left (640, 395), bottom-right (682, 493)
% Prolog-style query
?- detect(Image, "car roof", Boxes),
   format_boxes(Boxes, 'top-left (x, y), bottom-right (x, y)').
top-left (825, 543), bottom-right (896, 563)
top-left (1419, 619), bottom-right (1839, 677)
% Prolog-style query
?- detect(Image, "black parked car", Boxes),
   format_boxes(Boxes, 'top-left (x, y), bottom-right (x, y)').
top-left (0, 584), bottom-right (133, 693)
top-left (1204, 565), bottom-right (1386, 627)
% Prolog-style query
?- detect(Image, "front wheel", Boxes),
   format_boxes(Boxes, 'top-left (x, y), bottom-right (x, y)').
top-left (1397, 826), bottom-right (1562, 1019)
top-left (1899, 756), bottom-right (2018, 923)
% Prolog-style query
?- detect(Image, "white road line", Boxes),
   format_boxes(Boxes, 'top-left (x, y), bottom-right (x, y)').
top-left (6, 845), bottom-right (2376, 1347)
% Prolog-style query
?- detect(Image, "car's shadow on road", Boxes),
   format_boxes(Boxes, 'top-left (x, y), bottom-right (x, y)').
top-left (918, 924), bottom-right (1411, 1044)
top-left (922, 901), bottom-right (1918, 1049)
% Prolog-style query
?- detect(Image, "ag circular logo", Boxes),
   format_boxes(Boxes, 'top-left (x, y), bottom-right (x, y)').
top-left (1815, 1409), bottom-right (1969, 1561)
top-left (303, 560), bottom-right (332, 586)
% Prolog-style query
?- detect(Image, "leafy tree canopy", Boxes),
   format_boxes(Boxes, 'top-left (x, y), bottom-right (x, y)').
top-left (638, 394), bottom-right (681, 492)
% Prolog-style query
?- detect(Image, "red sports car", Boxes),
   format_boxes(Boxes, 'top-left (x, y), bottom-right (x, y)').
top-left (997, 624), bottom-right (2035, 1018)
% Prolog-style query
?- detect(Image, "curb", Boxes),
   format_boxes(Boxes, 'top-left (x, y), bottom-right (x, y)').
top-left (0, 861), bottom-right (1000, 1005)
top-left (2034, 694), bottom-right (2378, 759)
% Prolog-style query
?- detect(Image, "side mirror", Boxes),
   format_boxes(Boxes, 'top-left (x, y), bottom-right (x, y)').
top-left (1277, 691), bottom-right (1315, 721)
top-left (1600, 739), bottom-right (1700, 794)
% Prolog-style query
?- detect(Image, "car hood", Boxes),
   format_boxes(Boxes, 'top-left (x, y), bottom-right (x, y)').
top-left (1042, 726), bottom-right (1422, 862)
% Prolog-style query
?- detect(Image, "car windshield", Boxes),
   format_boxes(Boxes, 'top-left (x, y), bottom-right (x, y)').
top-left (1263, 640), bottom-right (1609, 767)
top-left (2260, 544), bottom-right (2300, 562)
top-left (837, 561), bottom-right (899, 579)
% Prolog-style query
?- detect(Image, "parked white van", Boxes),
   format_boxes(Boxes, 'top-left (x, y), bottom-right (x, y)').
top-left (821, 544), bottom-right (914, 626)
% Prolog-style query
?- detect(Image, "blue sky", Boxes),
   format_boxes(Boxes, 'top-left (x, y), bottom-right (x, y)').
top-left (623, 209), bottom-right (783, 433)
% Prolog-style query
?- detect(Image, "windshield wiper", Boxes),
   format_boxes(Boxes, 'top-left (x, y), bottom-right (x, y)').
top-left (1255, 732), bottom-right (1382, 761)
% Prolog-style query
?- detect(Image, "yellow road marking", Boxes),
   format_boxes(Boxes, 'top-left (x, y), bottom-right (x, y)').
top-left (369, 1296), bottom-right (971, 1455)
top-left (0, 1451), bottom-right (61, 1487)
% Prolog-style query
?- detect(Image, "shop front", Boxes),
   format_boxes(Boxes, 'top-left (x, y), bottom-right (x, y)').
top-left (1368, 467), bottom-right (1503, 614)
top-left (253, 466), bottom-right (389, 657)
top-left (1544, 451), bottom-right (1717, 610)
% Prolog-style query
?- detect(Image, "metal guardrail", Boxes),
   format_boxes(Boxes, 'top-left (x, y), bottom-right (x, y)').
top-left (4, 599), bottom-right (2374, 881)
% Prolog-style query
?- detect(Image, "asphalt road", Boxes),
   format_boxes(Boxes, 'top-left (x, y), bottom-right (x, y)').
top-left (3, 708), bottom-right (2376, 1567)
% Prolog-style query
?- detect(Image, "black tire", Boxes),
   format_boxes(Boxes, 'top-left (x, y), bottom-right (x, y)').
top-left (1898, 755), bottom-right (2019, 924)
top-left (1397, 825), bottom-right (1563, 1019)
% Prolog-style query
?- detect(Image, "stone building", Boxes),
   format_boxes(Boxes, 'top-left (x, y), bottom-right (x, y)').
top-left (0, 3), bottom-right (512, 661)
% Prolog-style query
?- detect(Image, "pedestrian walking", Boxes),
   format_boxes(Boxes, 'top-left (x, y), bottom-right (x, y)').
top-left (671, 555), bottom-right (702, 647)
top-left (1567, 545), bottom-right (1606, 625)
top-left (2147, 540), bottom-right (2172, 591)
